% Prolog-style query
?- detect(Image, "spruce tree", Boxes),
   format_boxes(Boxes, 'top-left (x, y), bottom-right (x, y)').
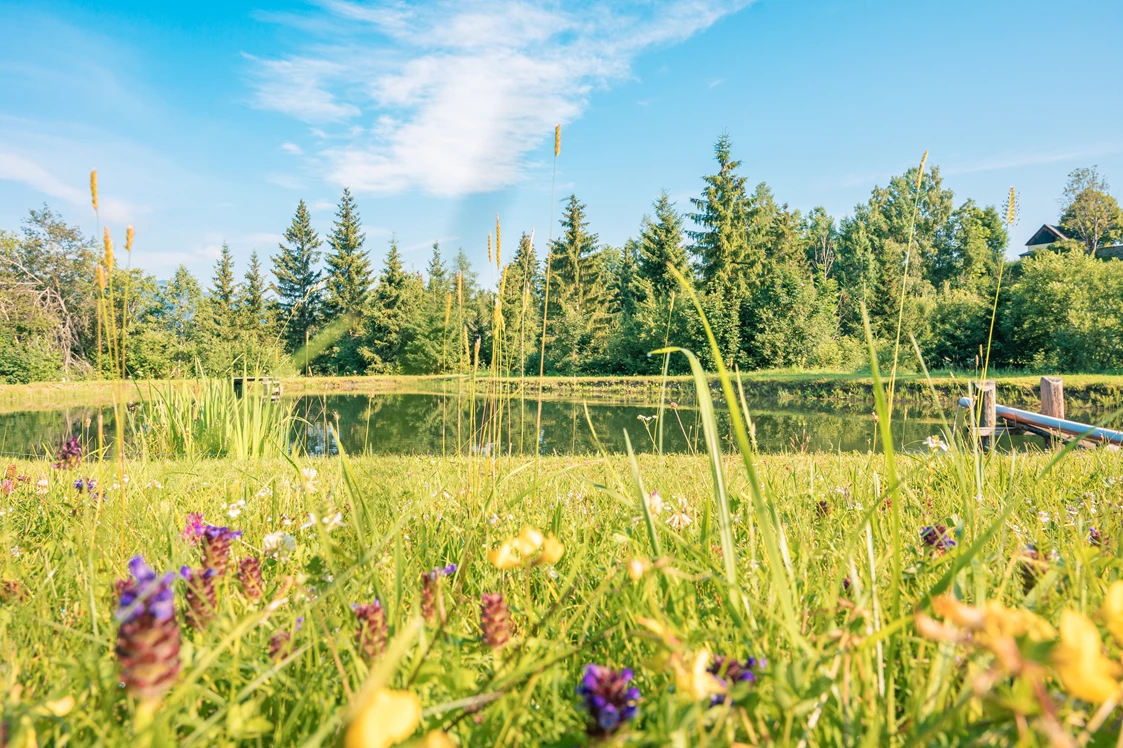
top-left (272, 200), bottom-right (322, 352)
top-left (238, 251), bottom-right (267, 331)
top-left (210, 242), bottom-right (237, 312)
top-left (638, 191), bottom-right (690, 297)
top-left (500, 232), bottom-right (541, 375)
top-left (403, 242), bottom-right (453, 373)
top-left (323, 188), bottom-right (372, 321)
top-left (362, 238), bottom-right (416, 373)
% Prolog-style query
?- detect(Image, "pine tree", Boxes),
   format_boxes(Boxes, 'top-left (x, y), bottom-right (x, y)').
top-left (361, 238), bottom-right (419, 373)
top-left (638, 191), bottom-right (690, 297)
top-left (687, 135), bottom-right (752, 366)
top-left (500, 232), bottom-right (540, 375)
top-left (403, 242), bottom-right (453, 373)
top-left (323, 188), bottom-right (372, 321)
top-left (272, 200), bottom-right (323, 352)
top-left (210, 242), bottom-right (237, 312)
top-left (238, 251), bottom-right (267, 332)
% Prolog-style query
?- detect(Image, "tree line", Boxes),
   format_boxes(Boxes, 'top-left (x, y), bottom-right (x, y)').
top-left (2, 136), bottom-right (1122, 384)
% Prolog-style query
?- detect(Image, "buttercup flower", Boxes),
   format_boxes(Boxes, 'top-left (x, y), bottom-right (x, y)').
top-left (488, 526), bottom-right (564, 569)
top-left (673, 649), bottom-right (726, 702)
top-left (576, 664), bottom-right (640, 737)
top-left (114, 556), bottom-right (181, 701)
top-left (344, 687), bottom-right (421, 748)
top-left (1052, 609), bottom-right (1122, 704)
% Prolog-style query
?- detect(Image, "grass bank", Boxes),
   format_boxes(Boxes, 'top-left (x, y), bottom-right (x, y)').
top-left (7, 369), bottom-right (1123, 413)
top-left (2, 446), bottom-right (1123, 744)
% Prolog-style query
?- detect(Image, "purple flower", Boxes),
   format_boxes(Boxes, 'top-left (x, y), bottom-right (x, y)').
top-left (920, 525), bottom-right (956, 554)
top-left (201, 524), bottom-right (243, 575)
top-left (52, 437), bottom-right (82, 470)
top-left (707, 655), bottom-right (765, 705)
top-left (353, 600), bottom-right (388, 659)
top-left (1090, 527), bottom-right (1103, 547)
top-left (114, 556), bottom-right (181, 701)
top-left (74, 477), bottom-right (99, 494)
top-left (576, 664), bottom-right (640, 736)
top-left (181, 513), bottom-right (205, 546)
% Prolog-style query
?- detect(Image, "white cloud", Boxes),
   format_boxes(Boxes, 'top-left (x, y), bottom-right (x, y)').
top-left (0, 150), bottom-right (136, 223)
top-left (248, 0), bottom-right (752, 196)
top-left (281, 141), bottom-right (304, 155)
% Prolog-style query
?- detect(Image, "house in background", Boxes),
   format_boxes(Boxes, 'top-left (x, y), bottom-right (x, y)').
top-left (1020, 224), bottom-right (1123, 259)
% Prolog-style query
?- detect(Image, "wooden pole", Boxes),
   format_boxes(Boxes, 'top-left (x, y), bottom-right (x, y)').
top-left (973, 380), bottom-right (997, 452)
top-left (1040, 376), bottom-right (1064, 449)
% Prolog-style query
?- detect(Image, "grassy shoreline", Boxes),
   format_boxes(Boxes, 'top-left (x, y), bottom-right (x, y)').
top-left (6, 370), bottom-right (1123, 412)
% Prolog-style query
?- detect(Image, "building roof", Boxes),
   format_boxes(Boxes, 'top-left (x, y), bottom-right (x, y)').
top-left (1024, 224), bottom-right (1070, 247)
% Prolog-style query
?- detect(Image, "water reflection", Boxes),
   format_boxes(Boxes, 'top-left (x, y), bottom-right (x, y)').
top-left (0, 392), bottom-right (1062, 458)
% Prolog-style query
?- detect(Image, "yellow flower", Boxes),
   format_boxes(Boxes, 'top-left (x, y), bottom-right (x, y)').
top-left (488, 541), bottom-right (521, 570)
top-left (42, 695), bottom-right (75, 717)
top-left (345, 688), bottom-right (421, 748)
top-left (673, 649), bottom-right (725, 702)
top-left (1101, 581), bottom-right (1123, 647)
top-left (538, 535), bottom-right (564, 565)
top-left (1052, 609), bottom-right (1122, 704)
top-left (627, 557), bottom-right (652, 581)
top-left (422, 731), bottom-right (455, 747)
top-left (511, 526), bottom-right (543, 556)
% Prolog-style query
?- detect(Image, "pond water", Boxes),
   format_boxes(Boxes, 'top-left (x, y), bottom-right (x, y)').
top-left (0, 392), bottom-right (1059, 459)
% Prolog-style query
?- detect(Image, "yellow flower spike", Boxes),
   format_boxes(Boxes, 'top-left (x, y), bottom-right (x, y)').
top-left (42, 695), bottom-right (75, 717)
top-left (511, 526), bottom-right (543, 556)
top-left (1052, 610), bottom-right (1122, 704)
top-left (1101, 581), bottom-right (1123, 647)
top-left (488, 541), bottom-right (521, 570)
top-left (344, 687), bottom-right (421, 748)
top-left (538, 535), bottom-right (564, 565)
top-left (673, 649), bottom-right (725, 702)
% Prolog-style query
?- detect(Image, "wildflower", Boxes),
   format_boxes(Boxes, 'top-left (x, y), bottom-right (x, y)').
top-left (1089, 527), bottom-right (1103, 547)
top-left (300, 467), bottom-right (318, 493)
top-left (1052, 609), bottom-right (1121, 704)
top-left (488, 526), bottom-right (564, 569)
top-left (269, 617), bottom-right (303, 660)
top-left (667, 497), bottom-right (692, 530)
top-left (576, 664), bottom-right (640, 737)
top-left (353, 599), bottom-right (388, 659)
top-left (708, 655), bottom-right (764, 704)
top-left (1038, 511), bottom-right (1051, 526)
top-left (225, 499), bottom-right (246, 519)
top-left (201, 525), bottom-right (243, 575)
top-left (344, 687), bottom-right (421, 748)
top-left (263, 532), bottom-right (296, 561)
top-left (923, 434), bottom-right (948, 453)
top-left (145, 480), bottom-right (163, 489)
top-left (1, 579), bottom-right (28, 603)
top-left (1018, 545), bottom-right (1044, 594)
top-left (181, 566), bottom-right (218, 630)
top-left (10, 546), bottom-right (21, 558)
top-left (645, 490), bottom-right (664, 516)
top-left (1101, 581), bottom-right (1123, 646)
top-left (181, 513), bottom-right (205, 546)
top-left (1, 479), bottom-right (11, 495)
top-left (420, 565), bottom-right (456, 625)
top-left (920, 525), bottom-right (956, 554)
top-left (73, 477), bottom-right (98, 493)
top-left (53, 437), bottom-right (82, 470)
top-left (322, 511), bottom-right (344, 531)
top-left (36, 477), bottom-right (49, 495)
top-left (480, 593), bottom-right (510, 649)
top-left (627, 557), bottom-right (652, 581)
top-left (114, 556), bottom-right (181, 702)
top-left (673, 649), bottom-right (726, 702)
top-left (238, 556), bottom-right (264, 601)
top-left (255, 486), bottom-right (273, 500)
top-left (815, 500), bottom-right (830, 517)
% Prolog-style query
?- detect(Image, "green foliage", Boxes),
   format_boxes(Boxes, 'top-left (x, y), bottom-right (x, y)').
top-left (272, 200), bottom-right (323, 352)
top-left (323, 188), bottom-right (373, 322)
top-left (361, 239), bottom-right (422, 373)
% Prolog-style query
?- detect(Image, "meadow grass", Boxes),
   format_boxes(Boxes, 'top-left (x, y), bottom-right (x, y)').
top-left (2, 438), bottom-right (1123, 745)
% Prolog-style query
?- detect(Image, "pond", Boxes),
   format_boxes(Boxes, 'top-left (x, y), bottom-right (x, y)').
top-left (0, 392), bottom-right (1062, 459)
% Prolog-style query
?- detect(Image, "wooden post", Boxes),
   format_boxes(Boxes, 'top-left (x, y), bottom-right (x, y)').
top-left (1040, 376), bottom-right (1064, 449)
top-left (972, 380), bottom-right (997, 452)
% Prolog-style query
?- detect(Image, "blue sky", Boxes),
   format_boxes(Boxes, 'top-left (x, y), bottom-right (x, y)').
top-left (1, 0), bottom-right (1121, 283)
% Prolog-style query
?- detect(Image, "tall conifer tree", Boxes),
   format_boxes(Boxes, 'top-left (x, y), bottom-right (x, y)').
top-left (271, 200), bottom-right (322, 351)
top-left (323, 188), bottom-right (372, 321)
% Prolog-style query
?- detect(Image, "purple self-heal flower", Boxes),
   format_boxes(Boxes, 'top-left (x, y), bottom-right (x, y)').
top-left (53, 437), bottom-right (82, 470)
top-left (181, 513), bottom-right (205, 546)
top-left (920, 525), bottom-right (956, 554)
top-left (707, 655), bottom-right (764, 705)
top-left (576, 664), bottom-right (640, 736)
top-left (114, 556), bottom-right (181, 701)
top-left (201, 524), bottom-right (242, 575)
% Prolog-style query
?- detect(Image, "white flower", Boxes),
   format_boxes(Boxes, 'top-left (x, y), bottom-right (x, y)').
top-left (300, 513), bottom-right (318, 530)
top-left (645, 490), bottom-right (665, 516)
top-left (300, 467), bottom-right (318, 493)
top-left (11, 545), bottom-right (21, 558)
top-left (255, 486), bottom-right (273, 500)
top-left (225, 498), bottom-right (247, 518)
top-left (263, 532), bottom-right (296, 561)
top-left (1038, 511), bottom-right (1051, 526)
top-left (923, 435), bottom-right (948, 452)
top-left (36, 478), bottom-right (48, 495)
top-left (322, 511), bottom-right (344, 531)
top-left (666, 498), bottom-right (692, 530)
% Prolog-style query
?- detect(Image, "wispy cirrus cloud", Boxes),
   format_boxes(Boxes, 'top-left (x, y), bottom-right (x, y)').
top-left (247, 0), bottom-right (753, 196)
top-left (0, 150), bottom-right (136, 224)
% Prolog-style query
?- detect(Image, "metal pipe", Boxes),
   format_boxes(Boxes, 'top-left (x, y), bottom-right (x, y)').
top-left (958, 397), bottom-right (1123, 445)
